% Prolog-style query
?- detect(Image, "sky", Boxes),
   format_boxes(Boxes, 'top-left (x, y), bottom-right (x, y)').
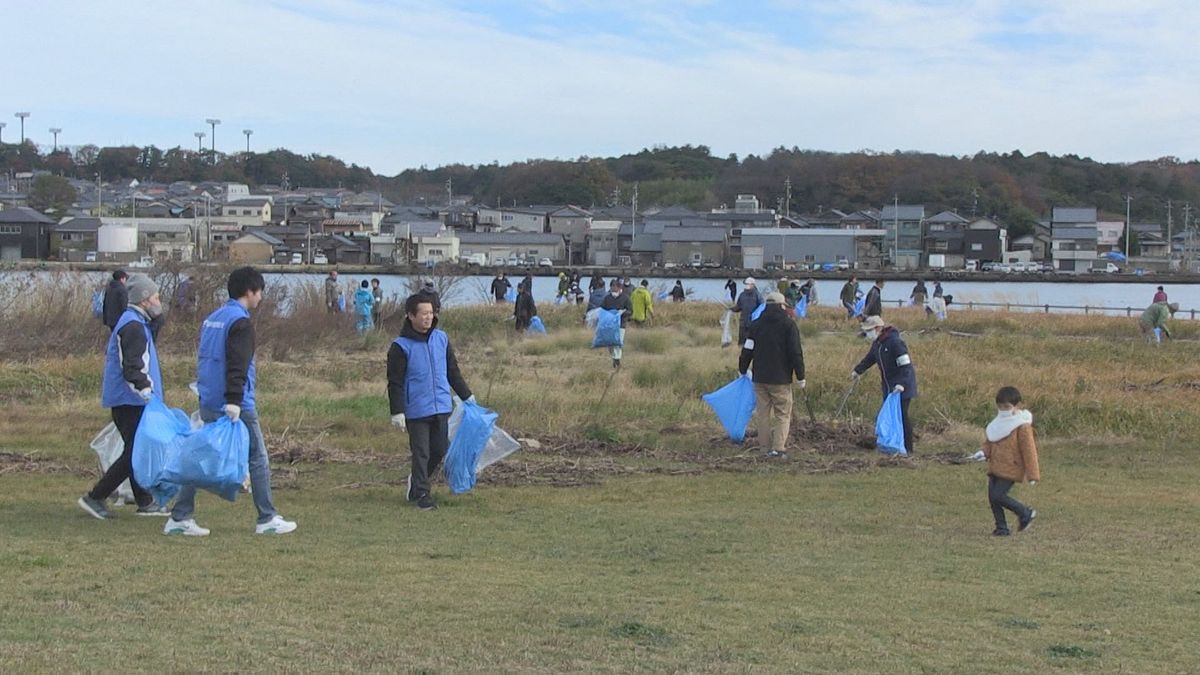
top-left (6, 0), bottom-right (1199, 175)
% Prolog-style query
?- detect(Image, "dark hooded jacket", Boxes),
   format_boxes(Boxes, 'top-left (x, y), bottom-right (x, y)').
top-left (738, 304), bottom-right (805, 385)
top-left (853, 326), bottom-right (917, 400)
top-left (102, 279), bottom-right (128, 330)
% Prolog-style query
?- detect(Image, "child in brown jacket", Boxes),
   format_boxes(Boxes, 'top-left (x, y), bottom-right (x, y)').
top-left (981, 386), bottom-right (1041, 536)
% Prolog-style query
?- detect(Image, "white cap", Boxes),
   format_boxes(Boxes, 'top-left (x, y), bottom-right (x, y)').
top-left (744, 277), bottom-right (756, 286)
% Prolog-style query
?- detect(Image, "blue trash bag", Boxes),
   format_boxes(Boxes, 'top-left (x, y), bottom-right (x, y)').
top-left (592, 309), bottom-right (623, 347)
top-left (529, 316), bottom-right (547, 334)
top-left (505, 287), bottom-right (516, 303)
top-left (875, 391), bottom-right (907, 456)
top-left (132, 397), bottom-right (191, 505)
top-left (161, 417), bottom-right (250, 502)
top-left (1153, 327), bottom-right (1163, 343)
top-left (702, 373), bottom-right (757, 443)
top-left (794, 295), bottom-right (808, 319)
top-left (91, 289), bottom-right (104, 318)
top-left (657, 290), bottom-right (669, 300)
top-left (853, 296), bottom-right (866, 316)
top-left (444, 400), bottom-right (499, 494)
top-left (554, 294), bottom-right (565, 305)
top-left (337, 294), bottom-right (346, 312)
top-left (750, 302), bottom-right (766, 321)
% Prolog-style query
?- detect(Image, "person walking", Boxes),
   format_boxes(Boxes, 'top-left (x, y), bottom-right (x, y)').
top-left (490, 272), bottom-right (512, 304)
top-left (77, 274), bottom-right (168, 520)
top-left (803, 278), bottom-right (818, 306)
top-left (556, 272), bottom-right (569, 300)
top-left (840, 275), bottom-right (859, 318)
top-left (371, 278), bottom-right (384, 328)
top-left (600, 279), bottom-right (632, 369)
top-left (910, 279), bottom-right (928, 308)
top-left (861, 279), bottom-right (885, 318)
top-left (731, 277), bottom-right (764, 347)
top-left (630, 279), bottom-right (654, 326)
top-left (387, 293), bottom-right (475, 511)
top-left (981, 386), bottom-right (1040, 536)
top-left (165, 267), bottom-right (297, 536)
top-left (354, 280), bottom-right (375, 334)
top-left (852, 315), bottom-right (918, 455)
top-left (102, 269), bottom-right (129, 332)
top-left (522, 270), bottom-right (534, 299)
top-left (324, 270), bottom-right (339, 313)
top-left (1152, 285), bottom-right (1168, 303)
top-left (738, 292), bottom-right (806, 458)
top-left (670, 280), bottom-right (685, 303)
top-left (724, 278), bottom-right (738, 303)
top-left (513, 282), bottom-right (537, 333)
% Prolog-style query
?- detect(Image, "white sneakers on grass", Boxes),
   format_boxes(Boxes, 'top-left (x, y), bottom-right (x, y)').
top-left (163, 515), bottom-right (296, 536)
top-left (255, 515), bottom-right (298, 535)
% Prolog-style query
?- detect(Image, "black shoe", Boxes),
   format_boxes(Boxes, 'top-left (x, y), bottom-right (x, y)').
top-left (612, 358), bottom-right (621, 370)
top-left (78, 495), bottom-right (113, 520)
top-left (406, 473), bottom-right (416, 502)
top-left (416, 494), bottom-right (437, 511)
top-left (1018, 509), bottom-right (1037, 532)
top-left (991, 528), bottom-right (1010, 536)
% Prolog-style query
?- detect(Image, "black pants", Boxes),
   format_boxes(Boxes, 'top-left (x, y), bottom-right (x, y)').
top-left (88, 405), bottom-right (153, 507)
top-left (515, 316), bottom-right (531, 332)
top-left (408, 414), bottom-right (449, 499)
top-left (900, 397), bottom-right (914, 455)
top-left (988, 474), bottom-right (1030, 533)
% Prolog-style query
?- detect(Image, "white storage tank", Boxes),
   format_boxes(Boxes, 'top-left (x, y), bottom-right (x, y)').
top-left (98, 223), bottom-right (138, 253)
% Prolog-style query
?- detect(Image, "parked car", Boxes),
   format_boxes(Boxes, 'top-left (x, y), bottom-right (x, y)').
top-left (290, 252), bottom-right (303, 264)
top-left (84, 251), bottom-right (97, 262)
top-left (128, 256), bottom-right (154, 269)
top-left (836, 260), bottom-right (851, 271)
top-left (313, 253), bottom-right (329, 265)
top-left (538, 257), bottom-right (553, 267)
top-left (1090, 262), bottom-right (1120, 274)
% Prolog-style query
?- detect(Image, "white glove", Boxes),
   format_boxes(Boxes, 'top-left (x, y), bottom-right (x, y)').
top-left (465, 395), bottom-right (477, 405)
top-left (137, 387), bottom-right (153, 402)
top-left (391, 414), bottom-right (406, 431)
top-left (850, 370), bottom-right (860, 381)
top-left (223, 403), bottom-right (241, 423)
top-left (1029, 480), bottom-right (1037, 487)
top-left (893, 384), bottom-right (905, 393)
top-left (796, 379), bottom-right (806, 389)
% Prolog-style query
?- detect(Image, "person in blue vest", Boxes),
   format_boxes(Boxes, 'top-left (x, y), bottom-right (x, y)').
top-left (852, 315), bottom-right (919, 455)
top-left (78, 274), bottom-right (168, 520)
top-left (164, 267), bottom-right (297, 536)
top-left (387, 292), bottom-right (475, 511)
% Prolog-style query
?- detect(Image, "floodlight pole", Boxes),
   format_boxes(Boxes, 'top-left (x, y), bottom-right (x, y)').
top-left (205, 118), bottom-right (221, 163)
top-left (49, 127), bottom-right (61, 151)
top-left (243, 129), bottom-right (253, 153)
top-left (195, 131), bottom-right (206, 153)
top-left (14, 112), bottom-right (30, 144)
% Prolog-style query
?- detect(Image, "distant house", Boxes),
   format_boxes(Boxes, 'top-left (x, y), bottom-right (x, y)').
top-left (660, 227), bottom-right (727, 267)
top-left (136, 221), bottom-right (195, 262)
top-left (839, 209), bottom-right (881, 230)
top-left (314, 234), bottom-right (368, 265)
top-left (475, 207), bottom-right (548, 233)
top-left (547, 206), bottom-right (593, 265)
top-left (739, 228), bottom-right (887, 270)
top-left (879, 204), bottom-right (925, 269)
top-left (228, 230), bottom-right (283, 264)
top-left (1051, 207), bottom-right (1097, 227)
top-left (457, 232), bottom-right (566, 265)
top-left (964, 218), bottom-right (1009, 266)
top-left (220, 198), bottom-right (272, 228)
top-left (1094, 221), bottom-right (1124, 253)
top-left (0, 207), bottom-right (54, 260)
top-left (50, 216), bottom-right (101, 261)
top-left (1051, 226), bottom-right (1099, 273)
top-left (923, 210), bottom-right (969, 267)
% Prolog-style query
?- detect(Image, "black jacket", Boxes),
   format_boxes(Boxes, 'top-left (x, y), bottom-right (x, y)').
top-left (724, 279), bottom-right (737, 301)
top-left (386, 317), bottom-right (472, 416)
top-left (863, 285), bottom-right (883, 317)
top-left (102, 280), bottom-right (127, 329)
top-left (490, 277), bottom-right (511, 299)
top-left (600, 292), bottom-right (632, 328)
top-left (738, 305), bottom-right (805, 385)
top-left (514, 291), bottom-right (537, 320)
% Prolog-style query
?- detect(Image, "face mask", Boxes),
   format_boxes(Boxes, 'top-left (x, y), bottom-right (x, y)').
top-left (146, 302), bottom-right (163, 318)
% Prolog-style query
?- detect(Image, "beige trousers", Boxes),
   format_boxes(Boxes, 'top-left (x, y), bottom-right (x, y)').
top-left (753, 382), bottom-right (793, 452)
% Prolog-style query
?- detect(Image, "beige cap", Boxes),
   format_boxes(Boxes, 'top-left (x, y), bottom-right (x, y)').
top-left (860, 315), bottom-right (885, 331)
top-left (765, 291), bottom-right (786, 305)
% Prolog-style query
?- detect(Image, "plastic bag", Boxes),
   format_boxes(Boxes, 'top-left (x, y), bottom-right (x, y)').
top-left (529, 316), bottom-right (547, 334)
top-left (702, 373), bottom-right (757, 443)
top-left (585, 307), bottom-right (601, 329)
top-left (90, 423), bottom-right (134, 503)
top-left (444, 400), bottom-right (499, 494)
top-left (853, 296), bottom-right (866, 316)
top-left (91, 289), bottom-right (104, 319)
top-left (657, 290), bottom-right (669, 300)
top-left (161, 417), bottom-right (250, 502)
top-left (875, 391), bottom-right (907, 456)
top-left (505, 287), bottom-right (516, 303)
top-left (1154, 327), bottom-right (1163, 343)
top-left (592, 309), bottom-right (623, 347)
top-left (720, 309), bottom-right (733, 347)
top-left (448, 401), bottom-right (521, 472)
top-left (132, 398), bottom-right (192, 505)
top-left (750, 302), bottom-right (766, 321)
top-left (794, 295), bottom-right (808, 319)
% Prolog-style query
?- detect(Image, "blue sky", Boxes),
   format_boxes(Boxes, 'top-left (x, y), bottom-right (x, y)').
top-left (7, 0), bottom-right (1199, 175)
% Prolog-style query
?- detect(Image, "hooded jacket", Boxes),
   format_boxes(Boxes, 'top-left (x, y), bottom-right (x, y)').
top-left (982, 409), bottom-right (1040, 482)
top-left (854, 326), bottom-right (917, 400)
top-left (387, 316), bottom-right (471, 418)
top-left (863, 285), bottom-right (883, 317)
top-left (631, 287), bottom-right (654, 322)
top-left (102, 279), bottom-right (128, 329)
top-left (733, 287), bottom-right (763, 323)
top-left (738, 304), bottom-right (805, 385)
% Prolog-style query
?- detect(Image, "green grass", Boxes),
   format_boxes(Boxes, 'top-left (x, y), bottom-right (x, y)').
top-left (2, 304), bottom-right (1199, 671)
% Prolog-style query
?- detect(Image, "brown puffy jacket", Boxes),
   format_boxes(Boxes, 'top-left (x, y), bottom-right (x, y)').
top-left (983, 424), bottom-right (1041, 483)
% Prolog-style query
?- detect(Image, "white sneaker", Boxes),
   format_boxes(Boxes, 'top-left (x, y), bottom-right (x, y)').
top-left (970, 449), bottom-right (986, 462)
top-left (163, 518), bottom-right (210, 537)
top-left (255, 515), bottom-right (297, 535)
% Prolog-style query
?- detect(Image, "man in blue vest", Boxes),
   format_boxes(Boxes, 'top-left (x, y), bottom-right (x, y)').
top-left (387, 293), bottom-right (474, 510)
top-left (78, 274), bottom-right (168, 520)
top-left (164, 267), bottom-right (297, 536)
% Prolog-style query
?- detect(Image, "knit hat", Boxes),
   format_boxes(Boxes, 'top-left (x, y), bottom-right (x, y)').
top-left (1168, 302), bottom-right (1180, 313)
top-left (765, 291), bottom-right (786, 305)
top-left (125, 274), bottom-right (158, 304)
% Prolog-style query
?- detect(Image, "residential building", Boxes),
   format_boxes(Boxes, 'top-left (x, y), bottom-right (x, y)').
top-left (839, 209), bottom-right (881, 230)
top-left (660, 227), bottom-right (727, 267)
top-left (587, 218), bottom-right (621, 266)
top-left (457, 232), bottom-right (566, 265)
top-left (1051, 226), bottom-right (1099, 273)
top-left (0, 207), bottom-right (54, 260)
top-left (548, 206), bottom-right (593, 265)
top-left (413, 231), bottom-right (460, 264)
top-left (964, 218), bottom-right (1008, 266)
top-left (1051, 207), bottom-right (1098, 228)
top-left (228, 230), bottom-right (283, 264)
top-left (49, 216), bottom-right (101, 261)
top-left (220, 197), bottom-right (272, 228)
top-left (314, 234), bottom-right (368, 265)
top-left (475, 207), bottom-right (548, 233)
top-left (1010, 223), bottom-right (1052, 261)
top-left (739, 228), bottom-right (887, 270)
top-left (879, 204), bottom-right (925, 269)
top-left (137, 221), bottom-right (195, 262)
top-left (923, 210), bottom-right (969, 267)
top-left (1094, 221), bottom-right (1124, 253)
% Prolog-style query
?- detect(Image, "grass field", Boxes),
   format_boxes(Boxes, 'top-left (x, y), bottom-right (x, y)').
top-left (2, 300), bottom-right (1198, 672)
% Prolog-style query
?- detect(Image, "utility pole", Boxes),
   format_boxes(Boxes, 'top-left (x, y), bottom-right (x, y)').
top-left (632, 182), bottom-right (639, 236)
top-left (972, 187), bottom-right (979, 218)
top-left (243, 129), bottom-right (253, 153)
top-left (1124, 194), bottom-right (1132, 260)
top-left (1167, 199), bottom-right (1173, 268)
top-left (205, 118), bottom-right (221, 163)
top-left (0, 122), bottom-right (6, 143)
top-left (784, 175), bottom-right (792, 218)
top-left (194, 131), bottom-right (206, 153)
top-left (1184, 202), bottom-right (1192, 268)
top-left (446, 177), bottom-right (452, 207)
top-left (49, 128), bottom-right (61, 152)
top-left (14, 112), bottom-right (30, 144)
top-left (893, 194), bottom-right (899, 268)
top-left (95, 172), bottom-right (102, 217)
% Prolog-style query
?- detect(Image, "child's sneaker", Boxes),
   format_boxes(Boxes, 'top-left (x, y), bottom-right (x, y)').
top-left (163, 518), bottom-right (210, 537)
top-left (1018, 509), bottom-right (1037, 532)
top-left (255, 515), bottom-right (297, 535)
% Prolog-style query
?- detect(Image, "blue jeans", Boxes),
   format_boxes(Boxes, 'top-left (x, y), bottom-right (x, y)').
top-left (171, 408), bottom-right (278, 525)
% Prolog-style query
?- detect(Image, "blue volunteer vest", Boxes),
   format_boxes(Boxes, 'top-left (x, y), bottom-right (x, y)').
top-left (394, 329), bottom-right (453, 419)
top-left (101, 308), bottom-right (162, 408)
top-left (197, 300), bottom-right (257, 413)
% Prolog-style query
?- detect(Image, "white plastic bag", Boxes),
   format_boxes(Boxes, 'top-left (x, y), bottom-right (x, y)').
top-left (584, 308), bottom-right (601, 329)
top-left (90, 423), bottom-right (134, 504)
top-left (720, 309), bottom-right (733, 348)
top-left (448, 402), bottom-right (521, 473)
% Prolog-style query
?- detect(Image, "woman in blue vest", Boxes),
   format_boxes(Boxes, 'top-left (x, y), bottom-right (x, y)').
top-left (852, 315), bottom-right (919, 455)
top-left (78, 274), bottom-right (167, 520)
top-left (164, 267), bottom-right (297, 536)
top-left (387, 293), bottom-right (475, 511)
